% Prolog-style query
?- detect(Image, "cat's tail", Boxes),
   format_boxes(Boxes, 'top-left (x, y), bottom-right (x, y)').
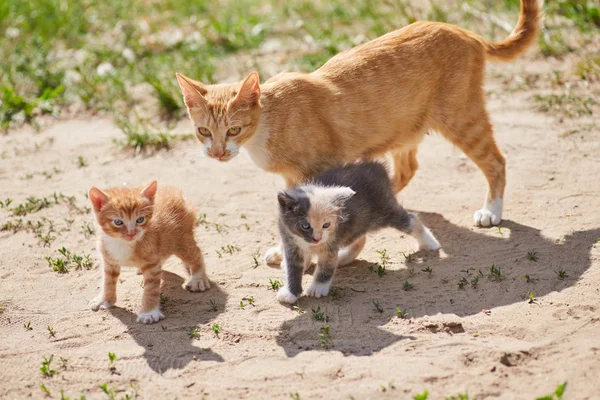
top-left (483, 0), bottom-right (541, 62)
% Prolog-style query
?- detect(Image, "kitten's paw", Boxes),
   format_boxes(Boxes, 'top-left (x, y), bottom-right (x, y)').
top-left (137, 307), bottom-right (164, 324)
top-left (417, 227), bottom-right (441, 251)
top-left (265, 246), bottom-right (283, 265)
top-left (183, 273), bottom-right (211, 292)
top-left (304, 281), bottom-right (331, 298)
top-left (474, 198), bottom-right (502, 227)
top-left (276, 287), bottom-right (299, 304)
top-left (89, 295), bottom-right (113, 311)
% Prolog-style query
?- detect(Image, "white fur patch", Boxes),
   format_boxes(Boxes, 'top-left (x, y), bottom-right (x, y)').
top-left (203, 138), bottom-right (212, 156)
top-left (276, 286), bottom-right (299, 304)
top-left (243, 119), bottom-right (271, 170)
top-left (89, 295), bottom-right (113, 311)
top-left (137, 307), bottom-right (164, 324)
top-left (304, 280), bottom-right (331, 298)
top-left (474, 198), bottom-right (503, 227)
top-left (183, 273), bottom-right (210, 292)
top-left (226, 141), bottom-right (240, 158)
top-left (264, 244), bottom-right (283, 265)
top-left (102, 234), bottom-right (134, 265)
top-left (416, 226), bottom-right (441, 251)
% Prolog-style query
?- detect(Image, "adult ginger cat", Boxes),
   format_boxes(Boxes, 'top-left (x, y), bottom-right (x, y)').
top-left (177, 0), bottom-right (540, 229)
top-left (88, 181), bottom-right (210, 323)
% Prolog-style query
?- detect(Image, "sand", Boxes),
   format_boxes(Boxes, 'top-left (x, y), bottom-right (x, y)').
top-left (1, 71), bottom-right (599, 399)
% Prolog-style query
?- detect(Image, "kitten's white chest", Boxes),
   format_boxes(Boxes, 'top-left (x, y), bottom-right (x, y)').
top-left (243, 119), bottom-right (271, 171)
top-left (102, 235), bottom-right (134, 265)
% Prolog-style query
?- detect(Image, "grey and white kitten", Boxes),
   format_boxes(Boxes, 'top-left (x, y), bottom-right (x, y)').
top-left (275, 162), bottom-right (440, 304)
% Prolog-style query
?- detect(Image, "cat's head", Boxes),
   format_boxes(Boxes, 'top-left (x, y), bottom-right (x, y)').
top-left (88, 181), bottom-right (158, 242)
top-left (176, 72), bottom-right (262, 162)
top-left (277, 186), bottom-right (355, 245)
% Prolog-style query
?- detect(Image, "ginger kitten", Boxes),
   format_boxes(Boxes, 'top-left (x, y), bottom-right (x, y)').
top-left (88, 181), bottom-right (210, 324)
top-left (176, 0), bottom-right (539, 232)
top-left (275, 162), bottom-right (440, 304)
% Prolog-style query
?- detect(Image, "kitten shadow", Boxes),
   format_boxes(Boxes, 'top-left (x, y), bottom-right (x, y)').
top-left (276, 213), bottom-right (599, 357)
top-left (109, 270), bottom-right (226, 373)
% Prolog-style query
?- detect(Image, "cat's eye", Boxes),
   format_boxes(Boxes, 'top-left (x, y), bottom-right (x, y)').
top-left (197, 127), bottom-right (212, 137)
top-left (136, 217), bottom-right (145, 224)
top-left (227, 126), bottom-right (241, 136)
top-left (322, 222), bottom-right (331, 229)
top-left (300, 222), bottom-right (311, 231)
top-left (113, 219), bottom-right (123, 227)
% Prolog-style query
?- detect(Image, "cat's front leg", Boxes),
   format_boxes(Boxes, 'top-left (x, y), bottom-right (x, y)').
top-left (89, 260), bottom-right (120, 311)
top-left (305, 248), bottom-right (338, 298)
top-left (276, 243), bottom-right (305, 304)
top-left (137, 264), bottom-right (164, 324)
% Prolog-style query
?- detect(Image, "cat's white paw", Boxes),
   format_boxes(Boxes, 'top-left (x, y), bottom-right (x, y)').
top-left (89, 295), bottom-right (113, 311)
top-left (304, 281), bottom-right (331, 298)
top-left (183, 273), bottom-right (210, 292)
top-left (137, 307), bottom-right (164, 324)
top-left (276, 287), bottom-right (299, 304)
top-left (265, 246), bottom-right (283, 265)
top-left (474, 198), bottom-right (502, 227)
top-left (417, 227), bottom-right (441, 251)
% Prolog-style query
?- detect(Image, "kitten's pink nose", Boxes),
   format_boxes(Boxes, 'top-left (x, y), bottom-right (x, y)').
top-left (214, 150), bottom-right (225, 159)
top-left (312, 235), bottom-right (321, 243)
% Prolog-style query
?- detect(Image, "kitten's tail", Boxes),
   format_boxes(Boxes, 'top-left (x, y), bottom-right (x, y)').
top-left (483, 0), bottom-right (541, 62)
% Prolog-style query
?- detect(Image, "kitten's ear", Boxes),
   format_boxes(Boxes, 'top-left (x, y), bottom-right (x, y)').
top-left (176, 73), bottom-right (207, 109)
top-left (231, 72), bottom-right (261, 109)
top-left (89, 187), bottom-right (109, 213)
top-left (141, 180), bottom-right (158, 201)
top-left (277, 190), bottom-right (297, 211)
top-left (330, 186), bottom-right (355, 207)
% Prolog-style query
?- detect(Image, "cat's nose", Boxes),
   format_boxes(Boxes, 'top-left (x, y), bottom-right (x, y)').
top-left (214, 150), bottom-right (225, 159)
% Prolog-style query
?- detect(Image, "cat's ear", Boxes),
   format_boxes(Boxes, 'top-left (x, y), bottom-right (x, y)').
top-left (330, 186), bottom-right (355, 207)
top-left (141, 180), bottom-right (158, 201)
top-left (277, 190), bottom-right (297, 211)
top-left (176, 73), bottom-right (207, 109)
top-left (231, 72), bottom-right (261, 109)
top-left (89, 187), bottom-right (109, 213)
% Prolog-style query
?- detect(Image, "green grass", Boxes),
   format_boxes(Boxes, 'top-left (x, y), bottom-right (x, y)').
top-left (112, 116), bottom-right (194, 154)
top-left (0, 0), bottom-right (597, 135)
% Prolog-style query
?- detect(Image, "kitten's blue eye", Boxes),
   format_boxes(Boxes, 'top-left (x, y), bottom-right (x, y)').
top-left (136, 217), bottom-right (145, 224)
top-left (300, 222), bottom-right (311, 231)
top-left (113, 219), bottom-right (123, 226)
top-left (322, 222), bottom-right (331, 229)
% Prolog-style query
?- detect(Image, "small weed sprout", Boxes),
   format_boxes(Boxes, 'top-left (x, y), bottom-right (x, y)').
top-left (24, 321), bottom-right (33, 331)
top-left (470, 276), bottom-right (480, 289)
top-left (527, 250), bottom-right (538, 261)
top-left (422, 266), bottom-right (433, 275)
top-left (108, 352), bottom-right (118, 374)
top-left (372, 300), bottom-right (384, 313)
top-left (396, 307), bottom-right (409, 319)
top-left (40, 384), bottom-right (51, 397)
top-left (311, 306), bottom-right (328, 321)
top-left (319, 325), bottom-right (332, 348)
top-left (240, 296), bottom-right (256, 308)
top-left (269, 279), bottom-right (282, 290)
top-left (59, 357), bottom-right (68, 370)
top-left (47, 325), bottom-right (56, 337)
top-left (458, 277), bottom-right (468, 289)
top-left (188, 327), bottom-right (200, 339)
top-left (208, 299), bottom-right (218, 312)
top-left (413, 390), bottom-right (429, 400)
top-left (76, 155), bottom-right (88, 168)
top-left (40, 355), bottom-right (56, 377)
top-left (211, 323), bottom-right (222, 337)
top-left (252, 249), bottom-right (260, 268)
top-left (489, 265), bottom-right (505, 282)
top-left (81, 222), bottom-right (94, 237)
top-left (403, 281), bottom-right (414, 291)
top-left (525, 274), bottom-right (538, 283)
top-left (555, 269), bottom-right (569, 279)
top-left (536, 381), bottom-right (567, 400)
top-left (527, 291), bottom-right (536, 304)
top-left (380, 381), bottom-right (396, 392)
top-left (293, 305), bottom-right (305, 314)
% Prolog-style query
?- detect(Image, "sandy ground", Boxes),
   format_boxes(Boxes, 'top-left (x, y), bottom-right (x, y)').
top-left (1, 71), bottom-right (600, 399)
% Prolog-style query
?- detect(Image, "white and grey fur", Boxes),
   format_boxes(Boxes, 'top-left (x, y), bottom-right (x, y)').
top-left (275, 162), bottom-right (440, 304)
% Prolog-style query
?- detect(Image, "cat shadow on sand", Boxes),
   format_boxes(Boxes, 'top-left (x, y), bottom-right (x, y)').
top-left (275, 213), bottom-right (599, 357)
top-left (109, 270), bottom-right (226, 373)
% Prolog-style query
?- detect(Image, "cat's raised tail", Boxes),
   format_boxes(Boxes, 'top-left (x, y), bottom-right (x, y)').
top-left (482, 0), bottom-right (541, 62)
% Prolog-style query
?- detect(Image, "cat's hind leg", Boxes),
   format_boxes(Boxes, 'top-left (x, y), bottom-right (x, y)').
top-left (337, 235), bottom-right (366, 266)
top-left (177, 238), bottom-right (210, 292)
top-left (305, 248), bottom-right (338, 298)
top-left (391, 146), bottom-right (419, 193)
top-left (437, 104), bottom-right (505, 227)
top-left (389, 209), bottom-right (440, 251)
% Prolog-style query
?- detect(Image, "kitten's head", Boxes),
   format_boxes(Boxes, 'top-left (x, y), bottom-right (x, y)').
top-left (88, 181), bottom-right (157, 242)
top-left (176, 72), bottom-right (262, 162)
top-left (278, 186), bottom-right (355, 245)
